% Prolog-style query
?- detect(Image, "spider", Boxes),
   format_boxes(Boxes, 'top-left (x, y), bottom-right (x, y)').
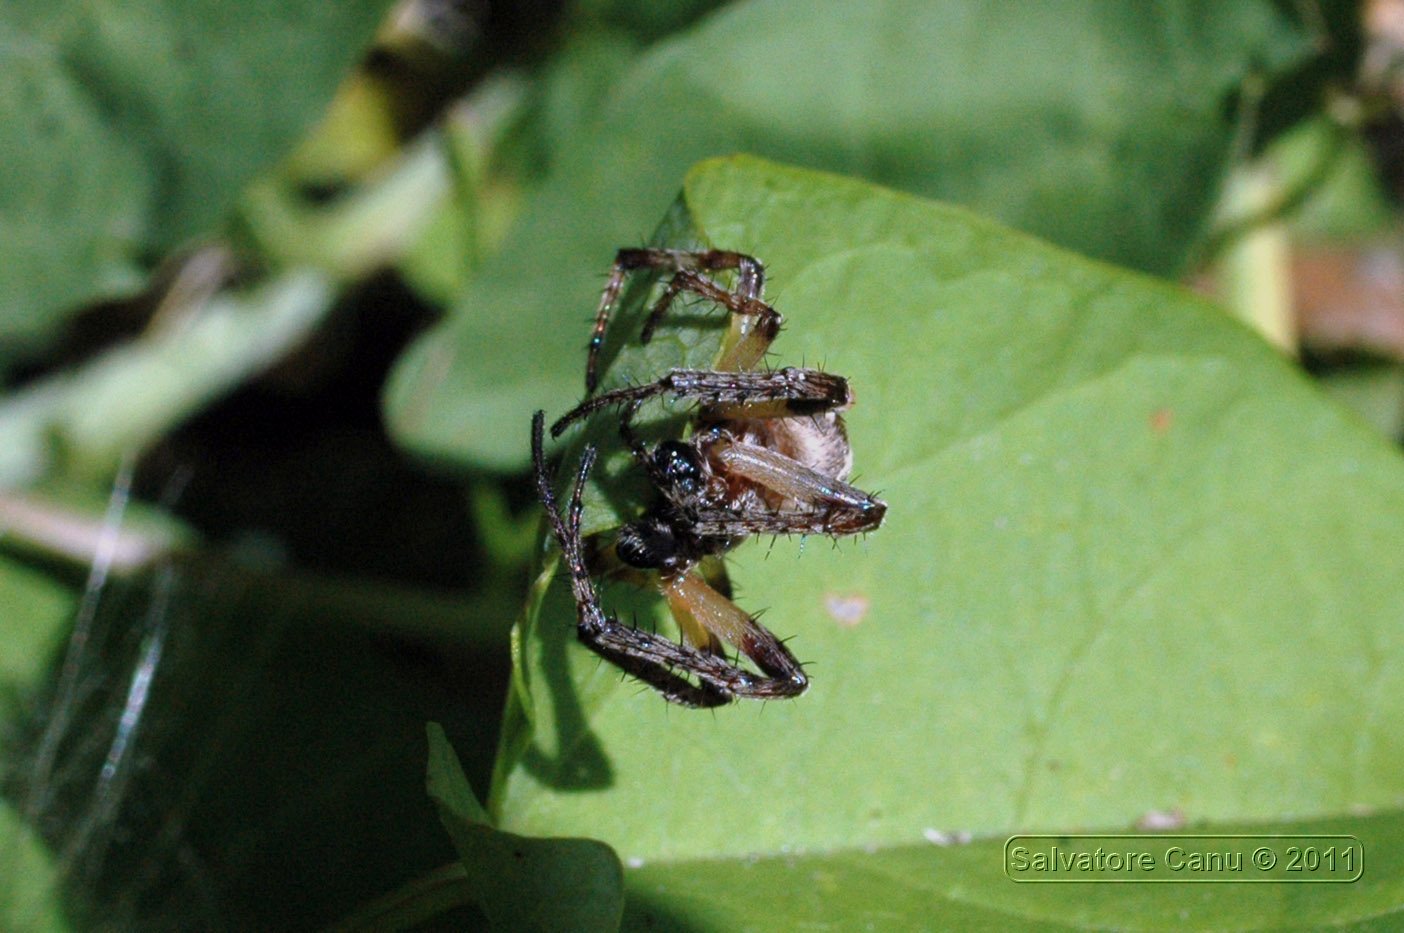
top-left (534, 248), bottom-right (886, 707)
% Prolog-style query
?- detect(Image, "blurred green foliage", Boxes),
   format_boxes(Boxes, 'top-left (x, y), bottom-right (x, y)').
top-left (386, 0), bottom-right (1314, 468)
top-left (0, 0), bottom-right (390, 364)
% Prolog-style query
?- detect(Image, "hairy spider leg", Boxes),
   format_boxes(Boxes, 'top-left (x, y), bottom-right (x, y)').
top-left (661, 570), bottom-right (807, 699)
top-left (638, 270), bottom-right (781, 374)
top-left (616, 398), bottom-right (665, 486)
top-left (585, 248), bottom-right (775, 393)
top-left (698, 437), bottom-right (887, 536)
top-left (550, 367), bottom-right (851, 438)
top-left (533, 411), bottom-right (728, 706)
top-left (531, 411), bottom-right (808, 706)
top-left (550, 369), bottom-right (882, 534)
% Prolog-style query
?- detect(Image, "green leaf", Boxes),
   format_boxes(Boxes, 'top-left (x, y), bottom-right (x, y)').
top-left (426, 724), bottom-right (624, 931)
top-left (0, 558), bottom-right (72, 928)
top-left (0, 270), bottom-right (334, 485)
top-left (569, 0), bottom-right (730, 43)
top-left (0, 557), bottom-right (77, 722)
top-left (385, 0), bottom-right (1310, 469)
top-left (1319, 363), bottom-right (1404, 442)
top-left (491, 156), bottom-right (1404, 926)
top-left (1277, 118), bottom-right (1397, 241)
top-left (0, 800), bottom-right (67, 933)
top-left (0, 0), bottom-right (392, 351)
top-left (504, 29), bottom-right (643, 183)
top-left (621, 812), bottom-right (1404, 930)
top-left (0, 26), bottom-right (149, 358)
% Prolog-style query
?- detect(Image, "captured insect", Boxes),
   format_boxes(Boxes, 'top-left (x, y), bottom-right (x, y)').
top-left (534, 248), bottom-right (886, 707)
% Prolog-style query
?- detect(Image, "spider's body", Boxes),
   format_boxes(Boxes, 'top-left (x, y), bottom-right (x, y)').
top-left (612, 439), bottom-right (729, 574)
top-left (536, 248), bottom-right (886, 707)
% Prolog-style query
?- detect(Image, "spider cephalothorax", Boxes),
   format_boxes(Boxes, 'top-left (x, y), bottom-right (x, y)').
top-left (534, 247), bottom-right (886, 707)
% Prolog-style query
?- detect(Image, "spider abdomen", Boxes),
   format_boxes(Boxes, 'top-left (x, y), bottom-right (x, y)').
top-left (745, 414), bottom-right (854, 484)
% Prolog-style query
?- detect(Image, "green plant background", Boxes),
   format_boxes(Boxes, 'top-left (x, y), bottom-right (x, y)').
top-left (0, 0), bottom-right (391, 360)
top-left (493, 155), bottom-right (1404, 928)
top-left (383, 0), bottom-right (1307, 469)
top-left (3, 0), bottom-right (1400, 929)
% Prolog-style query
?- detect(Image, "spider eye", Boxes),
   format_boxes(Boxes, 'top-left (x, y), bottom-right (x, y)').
top-left (616, 518), bottom-right (680, 570)
top-left (654, 441), bottom-right (705, 495)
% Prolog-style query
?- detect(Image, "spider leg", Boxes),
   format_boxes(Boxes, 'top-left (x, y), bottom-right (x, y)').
top-left (584, 544), bottom-right (732, 657)
top-left (661, 571), bottom-right (808, 700)
top-left (638, 270), bottom-right (781, 375)
top-left (691, 507), bottom-right (880, 538)
top-left (611, 398), bottom-right (688, 521)
top-left (617, 398), bottom-right (657, 478)
top-left (585, 248), bottom-right (774, 392)
top-left (532, 411), bottom-right (727, 707)
top-left (584, 626), bottom-right (733, 708)
top-left (550, 367), bottom-right (850, 437)
top-left (703, 438), bottom-right (887, 536)
top-left (533, 411), bottom-right (801, 706)
top-left (531, 410), bottom-right (605, 626)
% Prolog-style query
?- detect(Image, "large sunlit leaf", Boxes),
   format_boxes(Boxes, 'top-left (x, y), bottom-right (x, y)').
top-left (490, 155), bottom-right (1404, 925)
top-left (384, 0), bottom-right (1310, 469)
top-left (0, 0), bottom-right (391, 356)
top-left (621, 811), bottom-right (1404, 930)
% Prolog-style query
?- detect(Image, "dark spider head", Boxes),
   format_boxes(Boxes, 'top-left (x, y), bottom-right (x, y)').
top-left (616, 514), bottom-right (688, 572)
top-left (652, 440), bottom-right (708, 499)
